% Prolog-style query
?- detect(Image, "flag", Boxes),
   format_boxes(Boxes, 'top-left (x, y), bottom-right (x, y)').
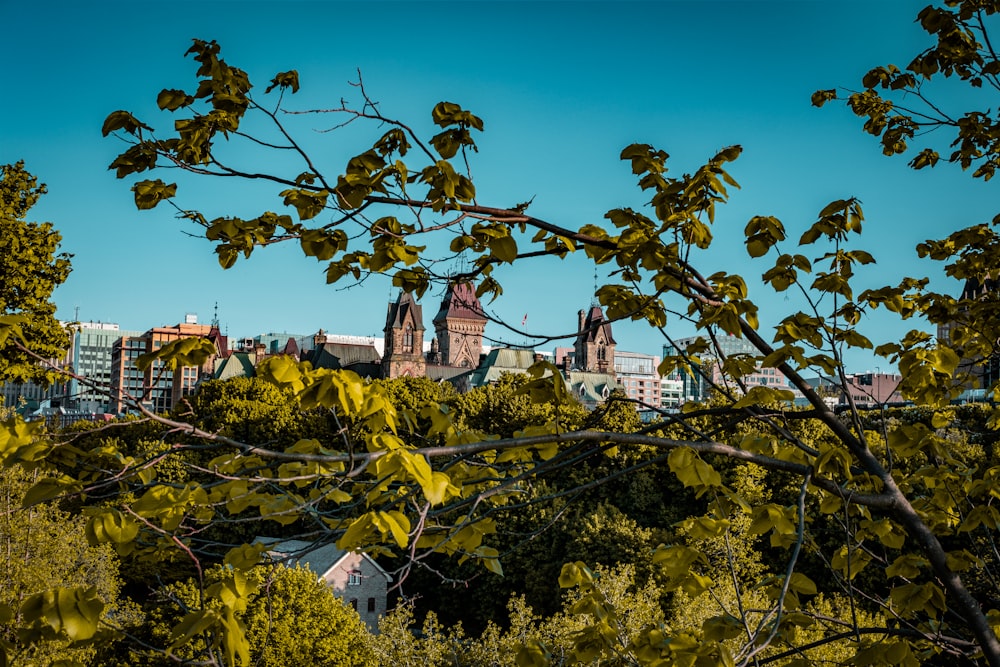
top-left (522, 314), bottom-right (528, 326)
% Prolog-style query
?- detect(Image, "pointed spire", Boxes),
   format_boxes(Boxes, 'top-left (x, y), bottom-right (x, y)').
top-left (593, 266), bottom-right (599, 306)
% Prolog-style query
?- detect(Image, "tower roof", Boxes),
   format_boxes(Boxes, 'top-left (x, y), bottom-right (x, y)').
top-left (961, 277), bottom-right (1000, 301)
top-left (580, 306), bottom-right (616, 344)
top-left (433, 281), bottom-right (487, 323)
top-left (385, 291), bottom-right (424, 331)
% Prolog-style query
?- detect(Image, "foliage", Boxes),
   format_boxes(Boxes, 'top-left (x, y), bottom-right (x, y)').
top-left (7, 5), bottom-right (1000, 665)
top-left (815, 1), bottom-right (1000, 181)
top-left (374, 375), bottom-right (458, 416)
top-left (177, 375), bottom-right (333, 447)
top-left (451, 373), bottom-right (584, 437)
top-left (374, 564), bottom-right (668, 667)
top-left (134, 564), bottom-right (373, 666)
top-left (0, 161), bottom-right (71, 384)
top-left (0, 465), bottom-right (127, 667)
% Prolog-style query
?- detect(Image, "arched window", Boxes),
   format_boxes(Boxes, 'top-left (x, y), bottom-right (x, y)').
top-left (403, 325), bottom-right (413, 352)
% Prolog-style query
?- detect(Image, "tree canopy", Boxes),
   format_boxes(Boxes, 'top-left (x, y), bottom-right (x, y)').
top-left (7, 2), bottom-right (1000, 666)
top-left (0, 161), bottom-right (71, 384)
top-left (132, 564), bottom-right (372, 667)
top-left (0, 466), bottom-right (127, 667)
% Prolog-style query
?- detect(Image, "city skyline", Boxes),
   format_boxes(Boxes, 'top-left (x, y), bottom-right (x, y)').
top-left (3, 1), bottom-right (996, 373)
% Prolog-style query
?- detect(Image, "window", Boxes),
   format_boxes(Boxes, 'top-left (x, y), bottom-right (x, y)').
top-left (403, 325), bottom-right (413, 352)
top-left (368, 597), bottom-right (376, 613)
top-left (348, 571), bottom-right (361, 586)
top-left (350, 599), bottom-right (358, 611)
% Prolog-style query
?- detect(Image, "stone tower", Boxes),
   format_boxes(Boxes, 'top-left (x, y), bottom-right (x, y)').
top-left (433, 281), bottom-right (488, 368)
top-left (574, 306), bottom-right (616, 374)
top-left (382, 291), bottom-right (426, 378)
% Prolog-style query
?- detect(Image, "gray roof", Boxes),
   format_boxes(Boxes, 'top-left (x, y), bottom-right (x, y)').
top-left (566, 371), bottom-right (619, 404)
top-left (254, 537), bottom-right (391, 582)
top-left (214, 352), bottom-right (256, 380)
top-left (385, 291), bottom-right (424, 331)
top-left (469, 348), bottom-right (543, 387)
top-left (308, 343), bottom-right (382, 375)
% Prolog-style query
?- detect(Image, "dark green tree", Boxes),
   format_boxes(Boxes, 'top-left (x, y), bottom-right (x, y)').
top-left (0, 162), bottom-right (72, 383)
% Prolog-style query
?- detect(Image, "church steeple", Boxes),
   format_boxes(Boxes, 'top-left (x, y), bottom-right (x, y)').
top-left (433, 281), bottom-right (487, 368)
top-left (382, 291), bottom-right (426, 378)
top-left (574, 306), bottom-right (616, 374)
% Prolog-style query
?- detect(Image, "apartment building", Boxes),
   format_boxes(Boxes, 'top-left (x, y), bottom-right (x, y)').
top-left (613, 350), bottom-right (660, 409)
top-left (663, 335), bottom-right (793, 404)
top-left (110, 318), bottom-right (226, 414)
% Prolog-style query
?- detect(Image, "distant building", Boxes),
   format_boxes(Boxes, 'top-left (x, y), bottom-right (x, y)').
top-left (842, 372), bottom-right (903, 408)
top-left (553, 346), bottom-right (575, 370)
top-left (257, 538), bottom-right (391, 633)
top-left (298, 282), bottom-right (490, 386)
top-left (806, 372), bottom-right (903, 409)
top-left (382, 291), bottom-right (427, 379)
top-left (306, 330), bottom-right (383, 378)
top-left (1, 378), bottom-right (50, 413)
top-left (213, 352), bottom-right (258, 382)
top-left (465, 304), bottom-right (625, 409)
top-left (109, 319), bottom-right (227, 414)
top-left (660, 376), bottom-right (683, 410)
top-left (469, 348), bottom-right (548, 386)
top-left (574, 306), bottom-right (616, 374)
top-left (663, 335), bottom-right (793, 404)
top-left (431, 281), bottom-right (487, 370)
top-left (1, 321), bottom-right (141, 415)
top-left (613, 350), bottom-right (660, 409)
top-left (253, 332), bottom-right (309, 355)
top-left (61, 322), bottom-right (142, 413)
top-left (937, 277), bottom-right (1000, 395)
top-left (565, 369), bottom-right (618, 410)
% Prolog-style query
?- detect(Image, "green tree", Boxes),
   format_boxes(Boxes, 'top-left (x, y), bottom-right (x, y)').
top-left (136, 564), bottom-right (373, 666)
top-left (374, 563), bottom-right (668, 667)
top-left (0, 162), bottom-right (72, 383)
top-left (179, 375), bottom-right (331, 446)
top-left (452, 373), bottom-right (587, 437)
top-left (10, 9), bottom-right (1000, 665)
top-left (0, 466), bottom-right (126, 667)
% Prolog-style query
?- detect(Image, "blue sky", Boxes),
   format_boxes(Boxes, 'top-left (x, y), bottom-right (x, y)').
top-left (2, 1), bottom-right (997, 373)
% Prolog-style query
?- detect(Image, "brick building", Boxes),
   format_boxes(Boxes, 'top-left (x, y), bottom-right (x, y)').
top-left (109, 318), bottom-right (227, 413)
